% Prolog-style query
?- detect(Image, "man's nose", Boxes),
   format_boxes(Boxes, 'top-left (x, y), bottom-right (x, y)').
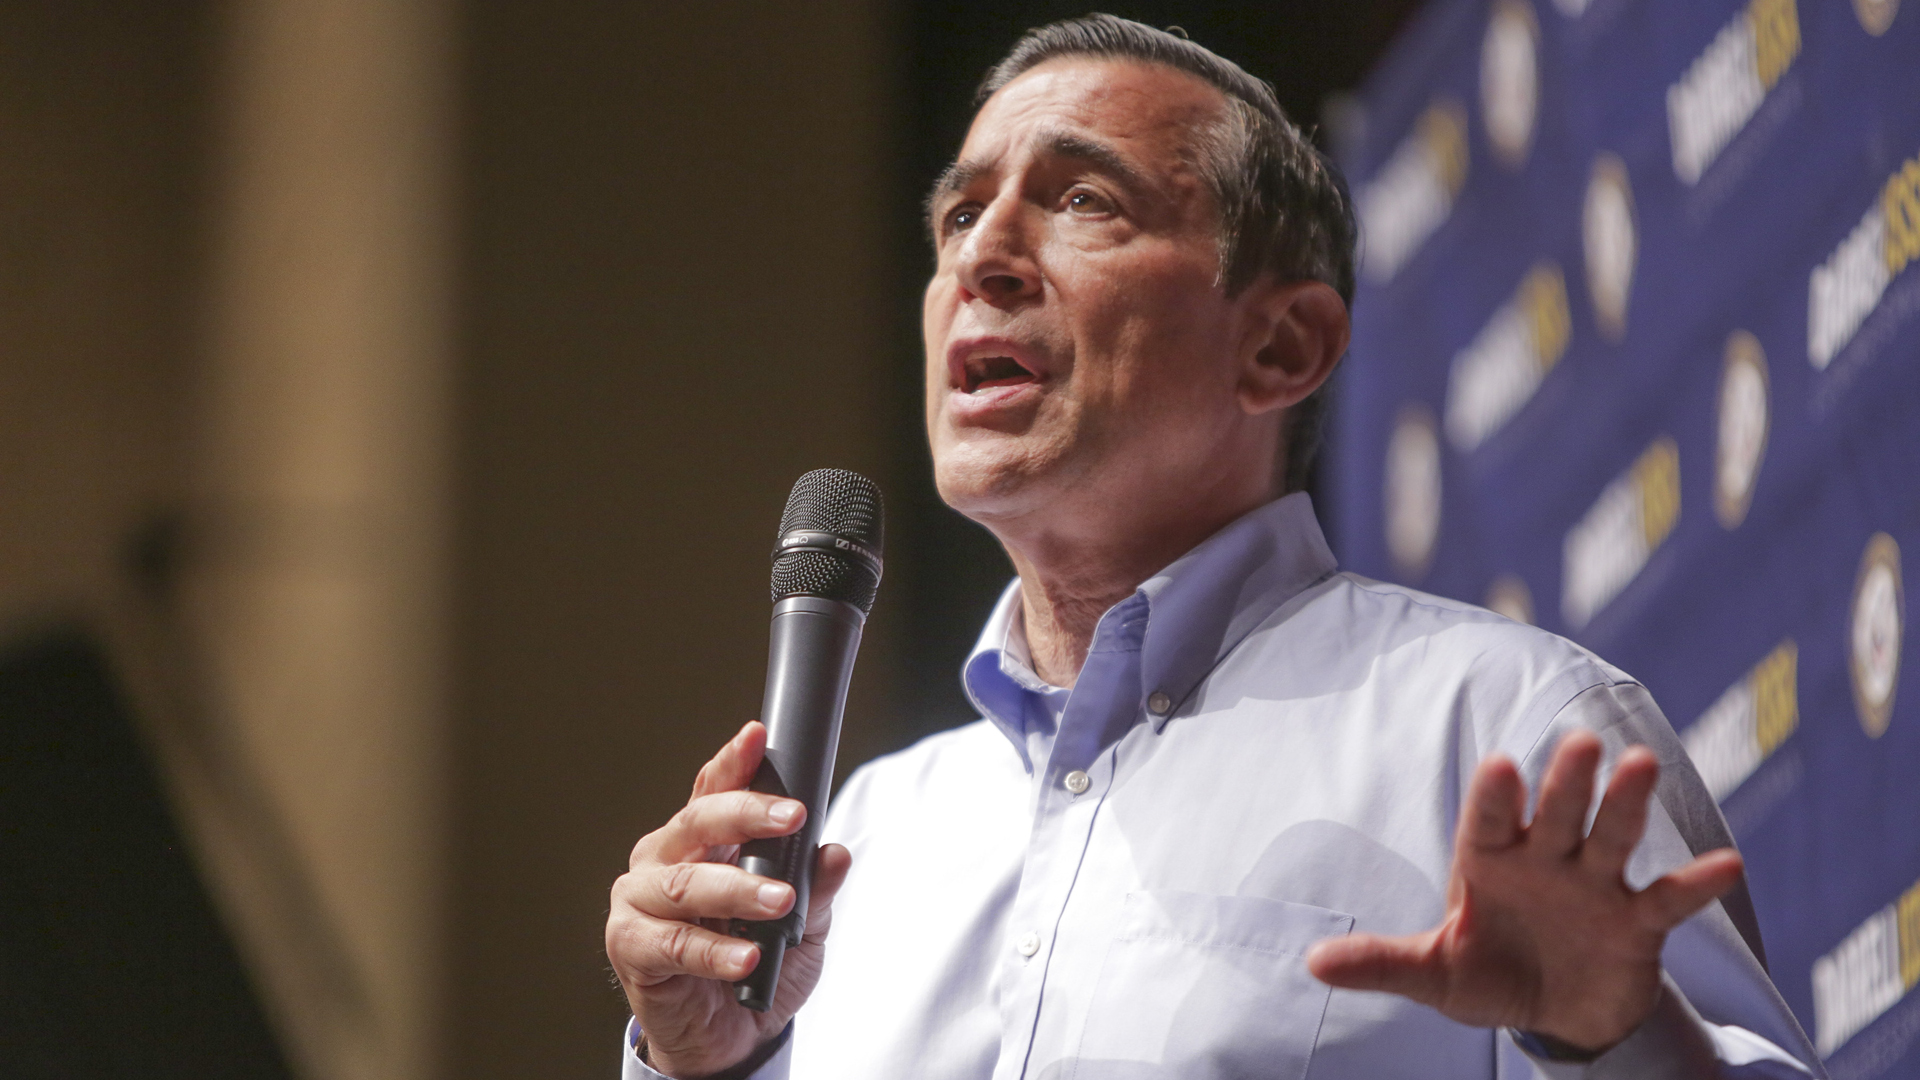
top-left (954, 198), bottom-right (1041, 305)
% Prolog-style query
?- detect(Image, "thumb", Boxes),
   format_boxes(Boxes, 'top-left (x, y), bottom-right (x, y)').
top-left (800, 844), bottom-right (853, 947)
top-left (1307, 931), bottom-right (1448, 1006)
top-left (691, 721), bottom-right (768, 800)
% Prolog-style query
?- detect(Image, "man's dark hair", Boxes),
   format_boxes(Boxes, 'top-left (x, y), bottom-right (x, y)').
top-left (972, 14), bottom-right (1356, 494)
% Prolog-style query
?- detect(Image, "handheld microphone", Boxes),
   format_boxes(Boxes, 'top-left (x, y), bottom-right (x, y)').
top-left (730, 469), bottom-right (883, 1012)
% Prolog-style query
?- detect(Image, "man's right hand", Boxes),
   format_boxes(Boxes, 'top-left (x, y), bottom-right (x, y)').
top-left (606, 722), bottom-right (853, 1078)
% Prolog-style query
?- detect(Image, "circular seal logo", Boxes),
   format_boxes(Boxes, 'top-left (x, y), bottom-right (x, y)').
top-left (1385, 405), bottom-right (1442, 579)
top-left (1851, 532), bottom-right (1904, 738)
top-left (1481, 0), bottom-right (1540, 168)
top-left (1584, 154), bottom-right (1637, 341)
top-left (1854, 0), bottom-right (1899, 35)
top-left (1714, 331), bottom-right (1770, 529)
top-left (1486, 575), bottom-right (1535, 624)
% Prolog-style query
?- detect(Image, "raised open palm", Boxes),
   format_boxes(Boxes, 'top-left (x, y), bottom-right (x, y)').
top-left (1307, 729), bottom-right (1744, 1053)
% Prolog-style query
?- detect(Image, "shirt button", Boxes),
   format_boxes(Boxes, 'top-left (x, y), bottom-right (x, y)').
top-left (1016, 931), bottom-right (1042, 957)
top-left (1147, 690), bottom-right (1173, 715)
top-left (1063, 769), bottom-right (1090, 794)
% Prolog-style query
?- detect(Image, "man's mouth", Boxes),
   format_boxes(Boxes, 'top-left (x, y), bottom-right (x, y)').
top-left (960, 354), bottom-right (1039, 394)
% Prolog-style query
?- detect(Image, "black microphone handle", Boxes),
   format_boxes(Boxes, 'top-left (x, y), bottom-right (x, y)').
top-left (730, 595), bottom-right (864, 1012)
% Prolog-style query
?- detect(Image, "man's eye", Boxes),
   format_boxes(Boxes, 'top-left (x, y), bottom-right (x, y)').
top-left (948, 206), bottom-right (980, 232)
top-left (1066, 191), bottom-right (1107, 214)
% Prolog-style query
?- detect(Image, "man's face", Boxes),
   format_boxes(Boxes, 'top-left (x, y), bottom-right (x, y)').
top-left (924, 58), bottom-right (1274, 534)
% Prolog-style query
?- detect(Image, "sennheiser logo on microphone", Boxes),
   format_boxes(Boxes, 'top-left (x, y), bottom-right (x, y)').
top-left (774, 530), bottom-right (884, 573)
top-left (775, 533), bottom-right (870, 555)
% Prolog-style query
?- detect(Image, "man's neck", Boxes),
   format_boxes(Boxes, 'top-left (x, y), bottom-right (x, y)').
top-left (1011, 558), bottom-right (1143, 688)
top-left (1001, 495), bottom-right (1272, 687)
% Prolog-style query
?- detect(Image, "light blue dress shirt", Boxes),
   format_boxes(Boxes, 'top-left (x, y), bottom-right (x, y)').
top-left (626, 493), bottom-right (1823, 1079)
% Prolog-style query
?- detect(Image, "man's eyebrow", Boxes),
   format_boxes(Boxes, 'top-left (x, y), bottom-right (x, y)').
top-left (1031, 129), bottom-right (1145, 192)
top-left (926, 159), bottom-right (985, 226)
top-left (924, 129), bottom-right (1149, 233)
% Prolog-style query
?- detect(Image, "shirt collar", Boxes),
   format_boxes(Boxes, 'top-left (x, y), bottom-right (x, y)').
top-left (1132, 491), bottom-right (1338, 731)
top-left (961, 491), bottom-right (1339, 743)
top-left (961, 578), bottom-right (1038, 745)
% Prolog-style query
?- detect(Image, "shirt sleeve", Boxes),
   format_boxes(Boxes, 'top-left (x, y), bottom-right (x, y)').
top-left (1503, 973), bottom-right (1819, 1078)
top-left (1502, 678), bottom-right (1826, 1079)
top-left (621, 1017), bottom-right (794, 1080)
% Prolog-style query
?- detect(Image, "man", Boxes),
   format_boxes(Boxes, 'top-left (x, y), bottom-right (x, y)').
top-left (607, 17), bottom-right (1822, 1079)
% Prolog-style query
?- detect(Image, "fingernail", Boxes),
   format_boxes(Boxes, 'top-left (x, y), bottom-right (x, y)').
top-left (769, 801), bottom-right (800, 827)
top-left (758, 882), bottom-right (790, 912)
top-left (726, 943), bottom-right (756, 974)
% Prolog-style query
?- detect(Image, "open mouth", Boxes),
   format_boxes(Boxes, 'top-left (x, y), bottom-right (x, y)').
top-left (962, 354), bottom-right (1038, 394)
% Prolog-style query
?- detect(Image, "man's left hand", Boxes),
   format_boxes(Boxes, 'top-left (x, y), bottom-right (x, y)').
top-left (1305, 729), bottom-right (1745, 1054)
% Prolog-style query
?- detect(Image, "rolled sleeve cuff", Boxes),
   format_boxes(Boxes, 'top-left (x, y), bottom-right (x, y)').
top-left (1509, 975), bottom-right (1719, 1080)
top-left (622, 1017), bottom-right (794, 1080)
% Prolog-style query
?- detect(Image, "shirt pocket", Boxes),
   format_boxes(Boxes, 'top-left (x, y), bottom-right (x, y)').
top-left (1069, 890), bottom-right (1353, 1080)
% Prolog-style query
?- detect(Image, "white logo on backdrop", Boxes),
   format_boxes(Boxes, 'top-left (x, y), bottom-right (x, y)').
top-left (1667, 0), bottom-right (1800, 186)
top-left (1562, 437), bottom-right (1680, 629)
top-left (1485, 575), bottom-right (1535, 625)
top-left (1358, 102), bottom-right (1469, 284)
top-left (1852, 533), bottom-right (1904, 738)
top-left (1714, 331), bottom-right (1769, 528)
top-left (1583, 154), bottom-right (1637, 341)
top-left (1854, 0), bottom-right (1899, 35)
top-left (1445, 263), bottom-right (1570, 451)
top-left (1482, 0), bottom-right (1540, 168)
top-left (1385, 406), bottom-right (1442, 578)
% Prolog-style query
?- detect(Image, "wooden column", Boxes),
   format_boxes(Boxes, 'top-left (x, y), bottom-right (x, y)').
top-left (183, 0), bottom-right (454, 1077)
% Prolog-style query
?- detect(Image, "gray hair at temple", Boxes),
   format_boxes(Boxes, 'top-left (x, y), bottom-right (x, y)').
top-left (974, 14), bottom-right (1357, 494)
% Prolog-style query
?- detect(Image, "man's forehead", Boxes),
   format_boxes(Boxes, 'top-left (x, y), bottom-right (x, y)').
top-left (938, 127), bottom-right (1141, 193)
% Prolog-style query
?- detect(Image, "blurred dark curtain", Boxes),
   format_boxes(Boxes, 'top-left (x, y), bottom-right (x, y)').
top-left (0, 631), bottom-right (288, 1079)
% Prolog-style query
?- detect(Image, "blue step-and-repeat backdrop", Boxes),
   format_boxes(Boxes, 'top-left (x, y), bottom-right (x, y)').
top-left (1327, 0), bottom-right (1917, 1073)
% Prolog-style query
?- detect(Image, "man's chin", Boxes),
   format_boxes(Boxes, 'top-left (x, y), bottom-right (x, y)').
top-left (931, 452), bottom-right (1051, 524)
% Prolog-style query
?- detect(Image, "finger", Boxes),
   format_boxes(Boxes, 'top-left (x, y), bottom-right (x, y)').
top-left (1581, 746), bottom-right (1660, 876)
top-left (1529, 730), bottom-right (1603, 858)
top-left (1459, 754), bottom-right (1526, 854)
top-left (647, 790), bottom-right (806, 865)
top-left (1306, 930), bottom-right (1447, 1006)
top-left (625, 860), bottom-right (795, 923)
top-left (1637, 848), bottom-right (1744, 932)
top-left (690, 722), bottom-right (768, 800)
top-left (800, 844), bottom-right (854, 947)
top-left (613, 913), bottom-right (763, 986)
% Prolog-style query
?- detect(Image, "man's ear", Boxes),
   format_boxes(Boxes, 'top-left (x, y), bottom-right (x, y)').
top-left (1235, 278), bottom-right (1351, 416)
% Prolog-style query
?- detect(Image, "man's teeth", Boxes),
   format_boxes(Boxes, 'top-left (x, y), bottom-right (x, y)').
top-left (967, 356), bottom-right (1032, 392)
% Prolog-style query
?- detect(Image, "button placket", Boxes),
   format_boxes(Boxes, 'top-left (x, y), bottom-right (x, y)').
top-left (991, 749), bottom-right (1117, 1079)
top-left (993, 598), bottom-right (1145, 1079)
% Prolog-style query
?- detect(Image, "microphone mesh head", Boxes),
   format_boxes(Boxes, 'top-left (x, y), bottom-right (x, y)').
top-left (772, 469), bottom-right (884, 613)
